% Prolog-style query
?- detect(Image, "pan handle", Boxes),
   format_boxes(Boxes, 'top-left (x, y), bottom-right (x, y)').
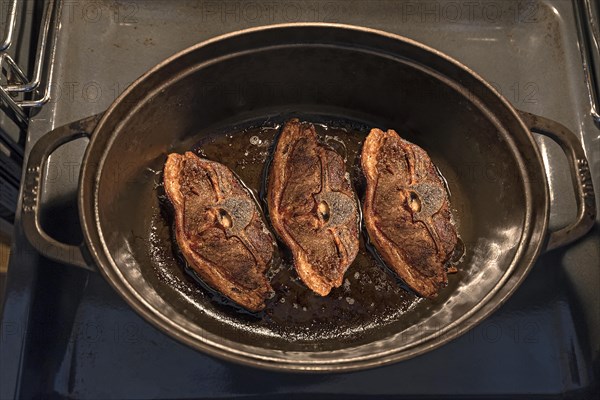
top-left (518, 110), bottom-right (597, 251)
top-left (22, 114), bottom-right (103, 270)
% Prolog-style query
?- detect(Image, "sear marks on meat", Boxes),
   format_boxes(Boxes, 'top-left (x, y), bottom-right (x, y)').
top-left (361, 129), bottom-right (458, 298)
top-left (268, 119), bottom-right (360, 296)
top-left (163, 152), bottom-right (274, 311)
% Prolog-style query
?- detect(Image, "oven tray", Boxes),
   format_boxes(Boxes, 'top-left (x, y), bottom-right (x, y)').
top-left (1, 1), bottom-right (598, 398)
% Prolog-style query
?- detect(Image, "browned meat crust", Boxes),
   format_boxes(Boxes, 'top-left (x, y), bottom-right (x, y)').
top-left (163, 152), bottom-right (273, 311)
top-left (361, 129), bottom-right (458, 298)
top-left (267, 119), bottom-right (360, 296)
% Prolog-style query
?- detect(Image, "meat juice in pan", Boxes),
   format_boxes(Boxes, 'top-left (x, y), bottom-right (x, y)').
top-left (151, 116), bottom-right (464, 341)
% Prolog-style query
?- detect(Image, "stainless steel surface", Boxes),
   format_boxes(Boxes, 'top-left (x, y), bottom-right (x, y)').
top-left (3, 0), bottom-right (600, 397)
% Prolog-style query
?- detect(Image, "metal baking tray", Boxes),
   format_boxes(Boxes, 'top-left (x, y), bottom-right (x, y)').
top-left (1, 1), bottom-right (598, 398)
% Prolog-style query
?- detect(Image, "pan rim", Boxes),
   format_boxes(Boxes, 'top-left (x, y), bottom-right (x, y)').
top-left (79, 22), bottom-right (550, 372)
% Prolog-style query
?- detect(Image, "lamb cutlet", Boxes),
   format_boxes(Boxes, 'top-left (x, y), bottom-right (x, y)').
top-left (163, 152), bottom-right (274, 312)
top-left (361, 128), bottom-right (459, 298)
top-left (267, 119), bottom-right (360, 296)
